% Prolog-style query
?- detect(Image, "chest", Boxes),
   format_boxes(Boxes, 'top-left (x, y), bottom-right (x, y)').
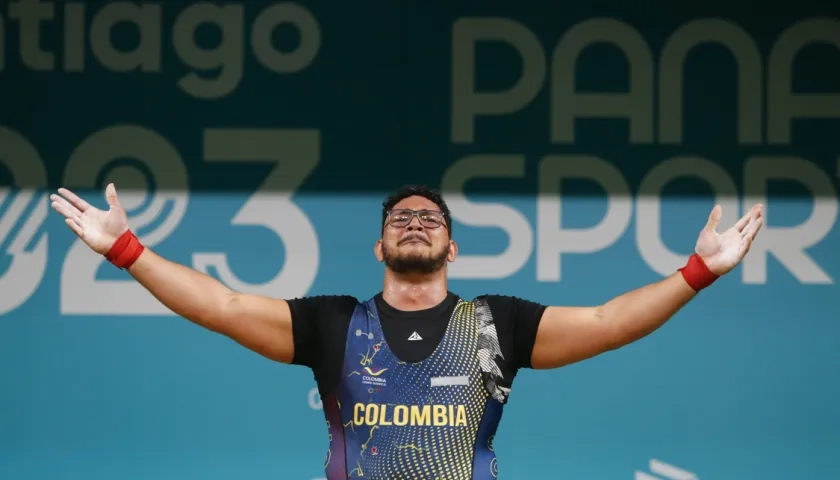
top-left (339, 301), bottom-right (484, 405)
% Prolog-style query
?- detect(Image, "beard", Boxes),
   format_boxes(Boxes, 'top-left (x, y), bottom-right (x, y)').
top-left (382, 243), bottom-right (448, 275)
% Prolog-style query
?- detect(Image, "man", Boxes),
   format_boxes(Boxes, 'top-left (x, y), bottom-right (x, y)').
top-left (50, 183), bottom-right (763, 479)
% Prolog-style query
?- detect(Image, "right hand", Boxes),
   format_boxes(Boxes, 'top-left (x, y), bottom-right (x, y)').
top-left (50, 183), bottom-right (129, 255)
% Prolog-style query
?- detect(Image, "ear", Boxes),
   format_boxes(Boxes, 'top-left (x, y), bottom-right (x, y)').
top-left (446, 239), bottom-right (458, 262)
top-left (374, 239), bottom-right (384, 262)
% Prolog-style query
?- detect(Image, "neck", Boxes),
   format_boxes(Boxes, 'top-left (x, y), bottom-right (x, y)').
top-left (381, 268), bottom-right (448, 311)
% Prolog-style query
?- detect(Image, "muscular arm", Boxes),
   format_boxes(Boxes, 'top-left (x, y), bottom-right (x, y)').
top-left (50, 185), bottom-right (304, 364)
top-left (128, 248), bottom-right (295, 363)
top-left (530, 273), bottom-right (696, 369)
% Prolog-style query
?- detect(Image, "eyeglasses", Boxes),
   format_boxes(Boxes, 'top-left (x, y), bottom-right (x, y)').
top-left (386, 209), bottom-right (447, 229)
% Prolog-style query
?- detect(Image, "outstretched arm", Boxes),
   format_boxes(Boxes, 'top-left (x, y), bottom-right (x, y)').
top-left (530, 273), bottom-right (694, 369)
top-left (127, 248), bottom-right (295, 362)
top-left (50, 184), bottom-right (296, 363)
top-left (530, 204), bottom-right (764, 370)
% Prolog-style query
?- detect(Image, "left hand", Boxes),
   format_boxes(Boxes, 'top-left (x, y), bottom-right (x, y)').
top-left (695, 204), bottom-right (764, 276)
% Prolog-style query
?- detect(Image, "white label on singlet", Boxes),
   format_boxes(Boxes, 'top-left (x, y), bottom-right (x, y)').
top-left (431, 376), bottom-right (469, 387)
top-left (408, 331), bottom-right (423, 341)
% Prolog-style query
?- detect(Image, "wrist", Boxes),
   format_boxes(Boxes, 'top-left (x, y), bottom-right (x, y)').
top-left (105, 230), bottom-right (145, 270)
top-left (678, 254), bottom-right (718, 292)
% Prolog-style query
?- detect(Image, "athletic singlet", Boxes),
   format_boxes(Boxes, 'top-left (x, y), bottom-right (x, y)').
top-left (320, 296), bottom-right (510, 479)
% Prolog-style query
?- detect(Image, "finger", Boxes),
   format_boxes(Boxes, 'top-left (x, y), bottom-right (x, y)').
top-left (743, 216), bottom-right (764, 240)
top-left (739, 216), bottom-right (754, 238)
top-left (741, 217), bottom-right (764, 242)
top-left (733, 210), bottom-right (753, 232)
top-left (50, 194), bottom-right (82, 221)
top-left (104, 183), bottom-right (120, 207)
top-left (705, 204), bottom-right (722, 231)
top-left (57, 187), bottom-right (92, 212)
top-left (65, 218), bottom-right (84, 237)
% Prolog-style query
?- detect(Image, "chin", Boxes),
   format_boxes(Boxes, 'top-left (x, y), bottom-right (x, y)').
top-left (398, 252), bottom-right (431, 263)
top-left (397, 244), bottom-right (429, 254)
top-left (381, 243), bottom-right (448, 274)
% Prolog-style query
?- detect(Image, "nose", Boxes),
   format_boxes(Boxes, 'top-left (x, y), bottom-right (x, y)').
top-left (406, 216), bottom-right (424, 231)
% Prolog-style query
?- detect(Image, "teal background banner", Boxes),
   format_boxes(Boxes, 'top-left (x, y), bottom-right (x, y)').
top-left (1, 1), bottom-right (838, 479)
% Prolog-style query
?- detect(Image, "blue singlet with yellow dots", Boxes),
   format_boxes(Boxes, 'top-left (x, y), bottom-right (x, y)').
top-left (320, 296), bottom-right (510, 479)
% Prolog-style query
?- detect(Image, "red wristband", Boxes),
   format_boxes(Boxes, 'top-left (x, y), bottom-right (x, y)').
top-left (678, 254), bottom-right (718, 292)
top-left (105, 230), bottom-right (145, 270)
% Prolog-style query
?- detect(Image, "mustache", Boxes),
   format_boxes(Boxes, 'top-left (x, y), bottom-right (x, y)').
top-left (399, 233), bottom-right (431, 245)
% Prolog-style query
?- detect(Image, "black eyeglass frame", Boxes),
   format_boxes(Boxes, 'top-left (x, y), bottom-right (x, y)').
top-left (385, 209), bottom-right (449, 230)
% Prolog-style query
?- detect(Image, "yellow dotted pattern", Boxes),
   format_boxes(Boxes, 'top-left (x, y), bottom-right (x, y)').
top-left (361, 300), bottom-right (491, 479)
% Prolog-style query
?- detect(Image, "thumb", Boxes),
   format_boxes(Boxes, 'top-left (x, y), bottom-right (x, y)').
top-left (705, 204), bottom-right (722, 232)
top-left (104, 183), bottom-right (121, 207)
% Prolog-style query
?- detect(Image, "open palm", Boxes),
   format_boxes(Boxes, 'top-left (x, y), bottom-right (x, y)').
top-left (50, 183), bottom-right (129, 255)
top-left (695, 203), bottom-right (764, 276)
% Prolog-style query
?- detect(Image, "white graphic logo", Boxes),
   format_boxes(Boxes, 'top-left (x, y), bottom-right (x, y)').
top-left (635, 459), bottom-right (698, 480)
top-left (355, 329), bottom-right (375, 340)
top-left (408, 331), bottom-right (423, 341)
top-left (0, 127), bottom-right (49, 315)
top-left (0, 125), bottom-right (323, 316)
top-left (361, 367), bottom-right (388, 389)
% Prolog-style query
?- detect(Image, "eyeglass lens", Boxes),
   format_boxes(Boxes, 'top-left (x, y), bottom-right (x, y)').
top-left (389, 209), bottom-right (444, 228)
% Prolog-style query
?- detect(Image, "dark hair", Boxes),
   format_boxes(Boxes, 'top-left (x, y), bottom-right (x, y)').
top-left (381, 185), bottom-right (452, 235)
